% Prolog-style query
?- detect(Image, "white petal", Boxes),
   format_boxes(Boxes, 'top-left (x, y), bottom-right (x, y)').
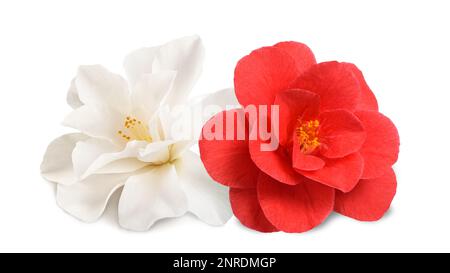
top-left (72, 138), bottom-right (148, 179)
top-left (153, 35), bottom-right (205, 106)
top-left (72, 137), bottom-right (117, 178)
top-left (41, 133), bottom-right (88, 185)
top-left (194, 87), bottom-right (240, 123)
top-left (137, 140), bottom-right (175, 163)
top-left (123, 46), bottom-right (158, 88)
top-left (147, 114), bottom-right (164, 142)
top-left (67, 78), bottom-right (83, 109)
top-left (62, 104), bottom-right (123, 143)
top-left (118, 164), bottom-right (188, 231)
top-left (170, 140), bottom-right (194, 160)
top-left (94, 158), bottom-right (148, 176)
top-left (131, 71), bottom-right (177, 120)
top-left (76, 65), bottom-right (131, 113)
top-left (153, 88), bottom-right (238, 144)
top-left (156, 105), bottom-right (193, 141)
top-left (175, 151), bottom-right (232, 225)
top-left (194, 88), bottom-right (239, 112)
top-left (86, 141), bottom-right (149, 176)
top-left (190, 88), bottom-right (240, 140)
top-left (56, 173), bottom-right (128, 222)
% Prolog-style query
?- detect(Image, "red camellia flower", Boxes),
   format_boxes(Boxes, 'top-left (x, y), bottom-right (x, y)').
top-left (199, 41), bottom-right (399, 233)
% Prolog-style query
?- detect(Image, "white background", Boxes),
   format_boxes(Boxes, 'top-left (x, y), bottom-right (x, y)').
top-left (0, 0), bottom-right (449, 252)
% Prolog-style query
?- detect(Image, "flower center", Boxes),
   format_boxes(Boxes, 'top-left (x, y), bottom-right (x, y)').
top-left (117, 116), bottom-right (152, 142)
top-left (296, 119), bottom-right (320, 154)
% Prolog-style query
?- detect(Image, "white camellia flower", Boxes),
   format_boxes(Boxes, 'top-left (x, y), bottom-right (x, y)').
top-left (41, 36), bottom-right (237, 231)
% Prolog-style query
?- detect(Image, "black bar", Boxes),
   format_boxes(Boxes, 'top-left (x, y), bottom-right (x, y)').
top-left (0, 253), bottom-right (447, 272)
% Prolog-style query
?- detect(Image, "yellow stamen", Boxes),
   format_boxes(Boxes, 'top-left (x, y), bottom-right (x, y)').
top-left (296, 119), bottom-right (320, 154)
top-left (117, 116), bottom-right (152, 142)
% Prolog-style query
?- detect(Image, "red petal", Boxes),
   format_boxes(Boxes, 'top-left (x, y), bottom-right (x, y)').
top-left (199, 109), bottom-right (259, 188)
top-left (335, 168), bottom-right (397, 221)
top-left (344, 63), bottom-right (379, 111)
top-left (318, 109), bottom-right (366, 158)
top-left (355, 111), bottom-right (399, 179)
top-left (249, 132), bottom-right (307, 185)
top-left (293, 153), bottom-right (325, 171)
top-left (291, 61), bottom-right (360, 112)
top-left (230, 187), bottom-right (278, 232)
top-left (274, 89), bottom-right (320, 147)
top-left (292, 136), bottom-right (325, 171)
top-left (234, 46), bottom-right (299, 107)
top-left (274, 41), bottom-right (316, 75)
top-left (297, 153), bottom-right (364, 192)
top-left (257, 173), bottom-right (334, 233)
